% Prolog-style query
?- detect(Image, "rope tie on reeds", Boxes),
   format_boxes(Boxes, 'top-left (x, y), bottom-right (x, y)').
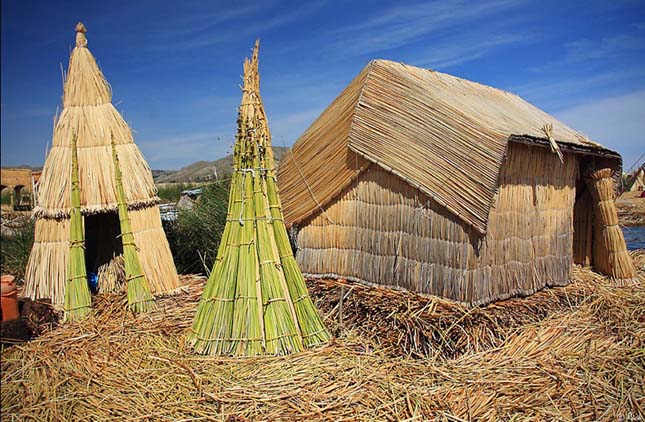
top-left (69, 240), bottom-right (85, 248)
top-left (301, 328), bottom-right (328, 339)
top-left (64, 303), bottom-right (91, 311)
top-left (542, 123), bottom-right (564, 163)
top-left (126, 274), bottom-right (146, 282)
top-left (188, 330), bottom-right (264, 343)
top-left (204, 295), bottom-right (257, 303)
top-left (264, 297), bottom-right (287, 305)
top-left (66, 274), bottom-right (87, 282)
top-left (75, 22), bottom-right (87, 48)
top-left (226, 241), bottom-right (255, 247)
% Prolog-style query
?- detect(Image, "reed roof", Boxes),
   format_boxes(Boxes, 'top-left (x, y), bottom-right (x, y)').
top-left (278, 60), bottom-right (620, 233)
top-left (34, 23), bottom-right (158, 219)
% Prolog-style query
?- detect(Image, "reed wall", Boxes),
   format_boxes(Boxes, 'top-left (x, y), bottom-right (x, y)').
top-left (295, 143), bottom-right (578, 305)
top-left (24, 205), bottom-right (180, 308)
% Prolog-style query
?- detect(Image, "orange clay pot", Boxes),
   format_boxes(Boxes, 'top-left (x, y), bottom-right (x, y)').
top-left (1, 274), bottom-right (20, 322)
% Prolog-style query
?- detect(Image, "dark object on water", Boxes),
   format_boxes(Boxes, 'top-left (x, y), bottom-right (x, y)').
top-left (1, 298), bottom-right (58, 346)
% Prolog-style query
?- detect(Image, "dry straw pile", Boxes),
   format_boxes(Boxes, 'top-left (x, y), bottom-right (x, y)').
top-left (2, 251), bottom-right (643, 421)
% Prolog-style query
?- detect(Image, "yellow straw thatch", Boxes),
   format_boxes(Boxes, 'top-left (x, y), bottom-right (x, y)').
top-left (278, 59), bottom-right (621, 234)
top-left (23, 23), bottom-right (180, 307)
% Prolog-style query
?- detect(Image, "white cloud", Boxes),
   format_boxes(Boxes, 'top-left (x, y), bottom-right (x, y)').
top-left (511, 66), bottom-right (645, 110)
top-left (555, 90), bottom-right (645, 168)
top-left (329, 0), bottom-right (526, 56)
top-left (561, 34), bottom-right (644, 63)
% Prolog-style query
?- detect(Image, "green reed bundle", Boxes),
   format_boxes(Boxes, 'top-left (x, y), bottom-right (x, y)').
top-left (111, 136), bottom-right (155, 312)
top-left (188, 40), bottom-right (329, 356)
top-left (63, 133), bottom-right (92, 322)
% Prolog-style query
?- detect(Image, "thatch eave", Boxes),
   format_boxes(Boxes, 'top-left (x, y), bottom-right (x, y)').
top-left (32, 197), bottom-right (162, 220)
top-left (508, 134), bottom-right (621, 161)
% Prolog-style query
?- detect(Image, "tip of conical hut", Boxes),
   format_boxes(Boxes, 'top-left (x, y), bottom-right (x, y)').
top-left (64, 22), bottom-right (111, 107)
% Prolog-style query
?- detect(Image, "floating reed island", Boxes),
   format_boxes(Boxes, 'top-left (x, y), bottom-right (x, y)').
top-left (23, 23), bottom-right (180, 313)
top-left (187, 41), bottom-right (330, 357)
top-left (278, 59), bottom-right (637, 306)
top-left (2, 251), bottom-right (643, 420)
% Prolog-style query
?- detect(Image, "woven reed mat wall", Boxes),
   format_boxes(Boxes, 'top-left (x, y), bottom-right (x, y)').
top-left (586, 168), bottom-right (637, 281)
top-left (296, 143), bottom-right (578, 305)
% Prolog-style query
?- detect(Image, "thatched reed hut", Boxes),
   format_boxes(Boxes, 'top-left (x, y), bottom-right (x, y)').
top-left (23, 24), bottom-right (180, 307)
top-left (277, 60), bottom-right (636, 306)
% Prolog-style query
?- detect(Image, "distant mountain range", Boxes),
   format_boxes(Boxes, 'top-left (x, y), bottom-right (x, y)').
top-left (154, 146), bottom-right (290, 183)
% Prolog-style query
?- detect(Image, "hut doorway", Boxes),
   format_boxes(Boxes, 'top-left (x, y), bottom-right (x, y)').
top-left (84, 212), bottom-right (123, 276)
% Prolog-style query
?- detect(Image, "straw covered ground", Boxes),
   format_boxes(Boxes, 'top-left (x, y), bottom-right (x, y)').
top-left (2, 251), bottom-right (644, 421)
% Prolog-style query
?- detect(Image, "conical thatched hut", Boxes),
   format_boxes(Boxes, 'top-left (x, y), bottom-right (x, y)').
top-left (24, 23), bottom-right (180, 307)
top-left (188, 41), bottom-right (329, 356)
top-left (278, 60), bottom-right (636, 306)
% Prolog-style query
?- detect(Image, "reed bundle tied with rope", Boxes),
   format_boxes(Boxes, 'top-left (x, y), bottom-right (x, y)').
top-left (111, 136), bottom-right (155, 313)
top-left (586, 167), bottom-right (637, 281)
top-left (63, 133), bottom-right (92, 322)
top-left (188, 41), bottom-right (329, 356)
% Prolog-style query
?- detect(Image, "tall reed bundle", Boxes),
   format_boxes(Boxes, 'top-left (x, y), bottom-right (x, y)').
top-left (23, 23), bottom-right (180, 306)
top-left (586, 168), bottom-right (636, 281)
top-left (63, 133), bottom-right (92, 322)
top-left (111, 137), bottom-right (155, 312)
top-left (188, 41), bottom-right (329, 356)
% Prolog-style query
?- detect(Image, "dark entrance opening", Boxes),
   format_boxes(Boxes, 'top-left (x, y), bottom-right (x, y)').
top-left (84, 212), bottom-right (123, 275)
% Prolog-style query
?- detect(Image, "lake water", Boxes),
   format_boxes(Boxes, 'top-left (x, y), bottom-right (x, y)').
top-left (623, 225), bottom-right (645, 250)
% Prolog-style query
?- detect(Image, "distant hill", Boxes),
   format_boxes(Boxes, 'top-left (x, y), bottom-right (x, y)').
top-left (156, 146), bottom-right (290, 183)
top-left (151, 169), bottom-right (176, 181)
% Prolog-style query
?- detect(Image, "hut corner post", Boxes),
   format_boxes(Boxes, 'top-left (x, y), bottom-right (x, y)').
top-left (585, 168), bottom-right (636, 281)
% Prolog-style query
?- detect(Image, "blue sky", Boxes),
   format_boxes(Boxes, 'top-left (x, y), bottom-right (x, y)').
top-left (1, 0), bottom-right (644, 171)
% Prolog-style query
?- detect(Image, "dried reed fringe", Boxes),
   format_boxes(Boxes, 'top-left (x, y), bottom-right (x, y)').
top-left (278, 60), bottom-right (614, 233)
top-left (188, 41), bottom-right (329, 356)
top-left (32, 197), bottom-right (161, 220)
top-left (63, 133), bottom-right (92, 322)
top-left (97, 255), bottom-right (125, 294)
top-left (112, 136), bottom-right (155, 313)
top-left (586, 168), bottom-right (637, 280)
top-left (23, 218), bottom-right (69, 306)
top-left (296, 144), bottom-right (577, 305)
top-left (24, 23), bottom-right (180, 304)
top-left (2, 253), bottom-right (643, 421)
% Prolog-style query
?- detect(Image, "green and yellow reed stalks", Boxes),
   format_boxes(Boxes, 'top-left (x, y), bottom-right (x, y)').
top-left (111, 135), bottom-right (155, 313)
top-left (188, 40), bottom-right (329, 356)
top-left (63, 133), bottom-right (92, 322)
